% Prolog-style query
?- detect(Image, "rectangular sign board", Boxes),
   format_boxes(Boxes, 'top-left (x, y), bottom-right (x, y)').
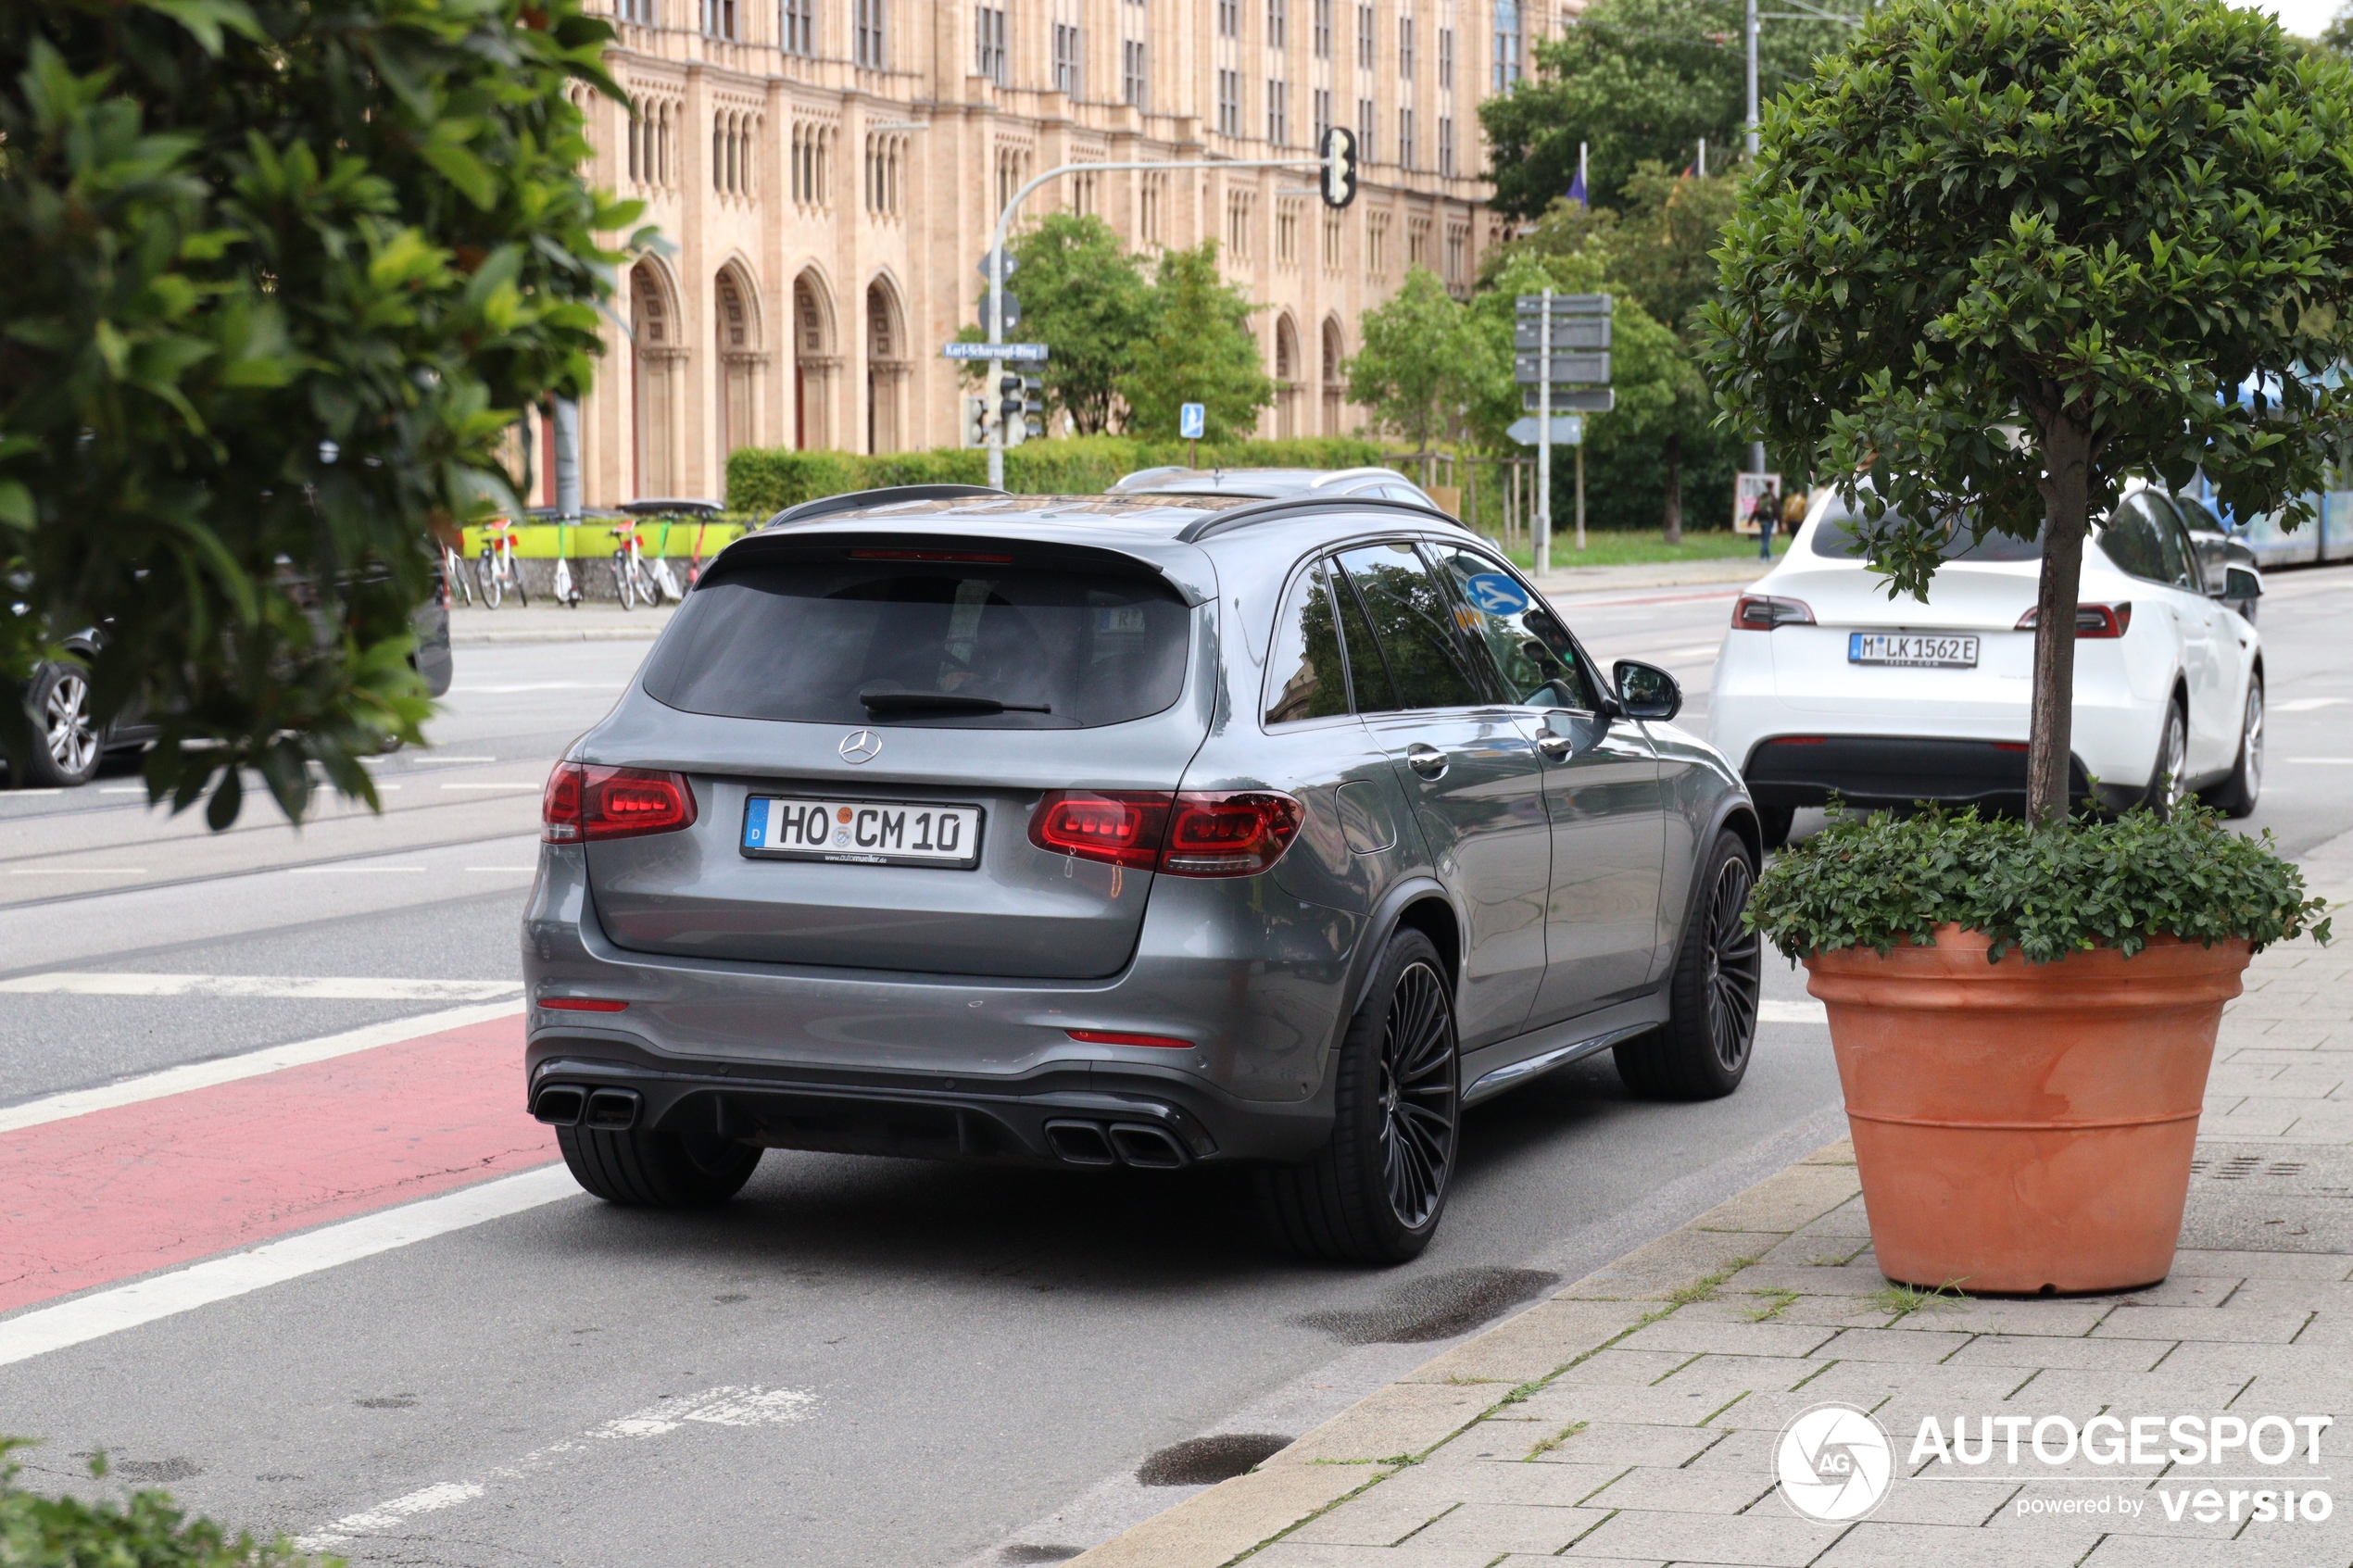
top-left (1516, 293), bottom-right (1612, 317)
top-left (1178, 402), bottom-right (1207, 439)
top-left (1514, 319), bottom-right (1611, 352)
top-left (1507, 415), bottom-right (1583, 446)
top-left (943, 342), bottom-right (1049, 362)
top-left (1514, 351), bottom-right (1612, 385)
top-left (1522, 386), bottom-right (1617, 413)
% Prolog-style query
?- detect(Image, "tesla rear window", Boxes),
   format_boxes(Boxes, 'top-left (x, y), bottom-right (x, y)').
top-left (1812, 504), bottom-right (2043, 562)
top-left (642, 558), bottom-right (1191, 729)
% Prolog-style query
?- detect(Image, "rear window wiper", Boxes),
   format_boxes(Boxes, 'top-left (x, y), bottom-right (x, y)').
top-left (858, 687), bottom-right (1051, 715)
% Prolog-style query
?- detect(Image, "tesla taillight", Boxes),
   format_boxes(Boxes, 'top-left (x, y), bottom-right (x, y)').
top-left (542, 762), bottom-right (698, 843)
top-left (1733, 595), bottom-right (1815, 630)
top-left (1030, 789), bottom-right (1303, 877)
top-left (2015, 602), bottom-right (2132, 638)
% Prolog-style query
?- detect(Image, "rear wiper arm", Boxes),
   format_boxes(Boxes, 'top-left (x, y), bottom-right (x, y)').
top-left (858, 688), bottom-right (1051, 715)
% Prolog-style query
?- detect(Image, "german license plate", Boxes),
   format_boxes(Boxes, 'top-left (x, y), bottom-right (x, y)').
top-left (742, 797), bottom-right (983, 868)
top-left (1848, 632), bottom-right (1979, 669)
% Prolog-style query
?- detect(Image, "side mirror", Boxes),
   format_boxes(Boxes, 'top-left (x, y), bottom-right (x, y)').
top-left (1613, 659), bottom-right (1682, 722)
top-left (2223, 565), bottom-right (2262, 601)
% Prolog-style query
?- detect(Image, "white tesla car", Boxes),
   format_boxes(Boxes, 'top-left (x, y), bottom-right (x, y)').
top-left (1710, 484), bottom-right (2265, 847)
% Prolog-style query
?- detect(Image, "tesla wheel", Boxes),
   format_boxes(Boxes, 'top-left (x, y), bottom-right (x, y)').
top-left (2206, 674), bottom-right (2263, 820)
top-left (2143, 696), bottom-right (2190, 819)
top-left (1616, 832), bottom-right (1760, 1100)
top-left (19, 664), bottom-right (103, 789)
top-left (1258, 929), bottom-right (1459, 1265)
top-left (1758, 804), bottom-right (1794, 851)
top-left (558, 1123), bottom-right (762, 1207)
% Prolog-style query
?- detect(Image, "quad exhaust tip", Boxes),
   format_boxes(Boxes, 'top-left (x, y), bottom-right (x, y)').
top-left (1044, 1118), bottom-right (1189, 1169)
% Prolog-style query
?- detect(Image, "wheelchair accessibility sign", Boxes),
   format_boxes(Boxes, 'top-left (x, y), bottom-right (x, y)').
top-left (1463, 572), bottom-right (1532, 616)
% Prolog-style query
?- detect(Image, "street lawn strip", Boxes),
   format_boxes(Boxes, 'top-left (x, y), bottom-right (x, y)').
top-left (1487, 531), bottom-right (1775, 568)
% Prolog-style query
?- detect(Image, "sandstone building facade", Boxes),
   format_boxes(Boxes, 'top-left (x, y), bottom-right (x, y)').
top-left (560, 0), bottom-right (1551, 508)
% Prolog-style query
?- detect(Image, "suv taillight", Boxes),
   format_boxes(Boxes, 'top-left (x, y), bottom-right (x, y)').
top-left (1733, 594), bottom-right (1815, 630)
top-left (1029, 789), bottom-right (1303, 878)
top-left (2016, 602), bottom-right (2132, 638)
top-left (542, 762), bottom-right (698, 843)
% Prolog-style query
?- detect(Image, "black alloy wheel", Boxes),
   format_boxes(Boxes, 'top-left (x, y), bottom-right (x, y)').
top-left (1616, 830), bottom-right (1761, 1100)
top-left (1377, 958), bottom-right (1459, 1232)
top-left (1258, 928), bottom-right (1460, 1264)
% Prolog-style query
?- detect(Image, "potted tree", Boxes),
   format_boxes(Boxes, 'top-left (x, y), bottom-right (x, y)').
top-left (1703, 0), bottom-right (2347, 1291)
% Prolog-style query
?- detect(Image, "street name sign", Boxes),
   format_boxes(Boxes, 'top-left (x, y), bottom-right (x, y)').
top-left (944, 342), bottom-right (1049, 362)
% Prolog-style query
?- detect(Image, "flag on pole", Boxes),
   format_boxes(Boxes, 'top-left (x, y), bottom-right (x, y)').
top-left (1567, 140), bottom-right (1589, 207)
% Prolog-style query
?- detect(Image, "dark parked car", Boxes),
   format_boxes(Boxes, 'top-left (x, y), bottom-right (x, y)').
top-left (522, 483), bottom-right (1765, 1262)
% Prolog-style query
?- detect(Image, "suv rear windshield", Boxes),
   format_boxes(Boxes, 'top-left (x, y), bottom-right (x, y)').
top-left (642, 557), bottom-right (1192, 729)
top-left (1812, 503), bottom-right (2043, 563)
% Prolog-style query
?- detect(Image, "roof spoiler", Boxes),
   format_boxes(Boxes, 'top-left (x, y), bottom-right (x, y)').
top-left (761, 484), bottom-right (1005, 530)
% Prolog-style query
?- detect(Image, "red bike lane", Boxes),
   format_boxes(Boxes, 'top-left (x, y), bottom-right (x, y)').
top-left (0, 1012), bottom-right (552, 1315)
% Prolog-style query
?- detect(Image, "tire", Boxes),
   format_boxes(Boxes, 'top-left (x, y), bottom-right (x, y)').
top-left (2205, 673), bottom-right (2263, 819)
top-left (1257, 929), bottom-right (1460, 1265)
top-left (513, 553), bottom-right (530, 608)
top-left (2142, 696), bottom-right (2190, 818)
top-left (614, 553), bottom-right (636, 611)
top-left (18, 664), bottom-right (103, 788)
top-left (480, 546), bottom-right (503, 609)
top-left (1615, 831), bottom-right (1761, 1100)
top-left (558, 1122), bottom-right (762, 1207)
top-left (1758, 804), bottom-right (1794, 851)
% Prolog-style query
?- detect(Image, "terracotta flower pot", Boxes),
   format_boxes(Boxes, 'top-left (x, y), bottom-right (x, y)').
top-left (1806, 925), bottom-right (2250, 1295)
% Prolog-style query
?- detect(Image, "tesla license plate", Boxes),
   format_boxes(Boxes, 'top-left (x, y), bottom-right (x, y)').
top-left (742, 797), bottom-right (984, 868)
top-left (1848, 632), bottom-right (1979, 669)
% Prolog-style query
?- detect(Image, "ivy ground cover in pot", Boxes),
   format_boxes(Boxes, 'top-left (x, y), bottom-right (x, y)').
top-left (1749, 808), bottom-right (2329, 1295)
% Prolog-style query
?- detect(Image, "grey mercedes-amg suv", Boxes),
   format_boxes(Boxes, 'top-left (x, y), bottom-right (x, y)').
top-left (524, 483), bottom-right (1764, 1262)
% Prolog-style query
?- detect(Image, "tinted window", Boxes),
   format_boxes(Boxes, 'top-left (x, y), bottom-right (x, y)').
top-left (1420, 542), bottom-right (1598, 709)
top-left (2100, 494), bottom-right (2196, 588)
top-left (1333, 542), bottom-right (1485, 710)
top-left (1334, 567), bottom-right (1398, 712)
top-left (1265, 561), bottom-right (1349, 725)
top-left (644, 558), bottom-right (1191, 729)
top-left (1811, 503), bottom-right (2042, 562)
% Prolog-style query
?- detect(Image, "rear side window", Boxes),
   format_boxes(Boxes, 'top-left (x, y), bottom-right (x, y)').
top-left (1332, 543), bottom-right (1485, 710)
top-left (1265, 561), bottom-right (1350, 725)
top-left (1811, 503), bottom-right (2043, 563)
top-left (644, 558), bottom-right (1191, 729)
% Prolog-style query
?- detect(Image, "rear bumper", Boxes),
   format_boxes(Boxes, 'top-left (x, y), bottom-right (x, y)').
top-left (1743, 735), bottom-right (2123, 813)
top-left (522, 1036), bottom-right (1314, 1168)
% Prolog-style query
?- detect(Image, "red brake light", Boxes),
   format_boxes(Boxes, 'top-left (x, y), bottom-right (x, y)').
top-left (1029, 789), bottom-right (1303, 877)
top-left (542, 762), bottom-right (698, 843)
top-left (2015, 602), bottom-right (2132, 638)
top-left (849, 548), bottom-right (1015, 563)
top-left (1066, 1028), bottom-right (1192, 1049)
top-left (1733, 595), bottom-right (1815, 630)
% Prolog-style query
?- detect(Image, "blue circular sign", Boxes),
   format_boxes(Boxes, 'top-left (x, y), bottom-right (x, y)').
top-left (1464, 572), bottom-right (1531, 616)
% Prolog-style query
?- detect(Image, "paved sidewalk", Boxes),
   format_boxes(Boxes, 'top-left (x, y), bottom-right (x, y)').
top-left (1529, 558), bottom-right (1772, 597)
top-left (1074, 832), bottom-right (2353, 1568)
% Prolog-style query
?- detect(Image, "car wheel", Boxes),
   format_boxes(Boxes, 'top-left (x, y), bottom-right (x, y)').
top-left (2142, 696), bottom-right (2190, 819)
top-left (1615, 831), bottom-right (1760, 1100)
top-left (1758, 804), bottom-right (1794, 851)
top-left (557, 1122), bottom-right (762, 1207)
top-left (2204, 673), bottom-right (2262, 820)
top-left (1257, 929), bottom-right (1460, 1265)
top-left (18, 664), bottom-right (103, 789)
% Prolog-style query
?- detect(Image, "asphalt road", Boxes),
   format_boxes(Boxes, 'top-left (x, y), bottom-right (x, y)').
top-left (3, 563), bottom-right (2348, 1567)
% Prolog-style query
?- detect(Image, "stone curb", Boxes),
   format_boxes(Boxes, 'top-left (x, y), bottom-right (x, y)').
top-left (1066, 1140), bottom-right (1864, 1568)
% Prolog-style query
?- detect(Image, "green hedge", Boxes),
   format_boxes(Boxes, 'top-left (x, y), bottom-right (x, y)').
top-left (725, 434), bottom-right (1391, 517)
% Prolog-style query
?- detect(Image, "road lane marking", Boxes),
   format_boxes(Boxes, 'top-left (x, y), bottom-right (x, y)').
top-left (2276, 697), bottom-right (2347, 712)
top-left (0, 972), bottom-right (520, 1001)
top-left (292, 1385), bottom-right (816, 1552)
top-left (0, 1163), bottom-right (576, 1368)
top-left (1758, 999), bottom-right (1827, 1024)
top-left (0, 1001), bottom-right (522, 1135)
top-left (289, 864), bottom-right (428, 873)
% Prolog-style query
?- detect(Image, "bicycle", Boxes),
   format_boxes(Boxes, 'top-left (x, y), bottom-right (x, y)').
top-left (610, 517), bottom-right (672, 610)
top-left (478, 514), bottom-right (530, 608)
top-left (440, 542), bottom-right (475, 608)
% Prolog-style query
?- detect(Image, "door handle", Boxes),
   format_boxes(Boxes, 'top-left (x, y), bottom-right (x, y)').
top-left (1536, 734), bottom-right (1572, 762)
top-left (1405, 743), bottom-right (1449, 780)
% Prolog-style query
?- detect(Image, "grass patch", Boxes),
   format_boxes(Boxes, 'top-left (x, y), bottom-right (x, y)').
top-left (1662, 1256), bottom-right (1762, 1309)
top-left (1742, 1288), bottom-right (1801, 1323)
top-left (1496, 1379), bottom-right (1547, 1407)
top-left (1527, 1420), bottom-right (1590, 1460)
top-left (1443, 1375), bottom-right (1506, 1386)
top-left (1485, 531), bottom-right (1777, 571)
top-left (1869, 1280), bottom-right (1969, 1321)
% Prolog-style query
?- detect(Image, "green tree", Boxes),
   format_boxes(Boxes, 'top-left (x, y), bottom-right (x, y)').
top-left (1116, 242), bottom-right (1274, 441)
top-left (2, 0), bottom-right (638, 826)
top-left (1478, 0), bottom-right (1846, 220)
top-left (1704, 0), bottom-right (2353, 824)
top-left (957, 212), bottom-right (1151, 434)
top-left (1343, 268), bottom-right (1488, 449)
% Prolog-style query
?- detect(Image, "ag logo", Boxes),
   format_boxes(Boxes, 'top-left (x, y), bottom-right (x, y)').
top-left (1775, 1402), bottom-right (1893, 1522)
top-left (838, 729), bottom-right (882, 765)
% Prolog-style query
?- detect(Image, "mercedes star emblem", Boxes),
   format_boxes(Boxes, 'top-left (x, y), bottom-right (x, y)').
top-left (838, 729), bottom-right (882, 765)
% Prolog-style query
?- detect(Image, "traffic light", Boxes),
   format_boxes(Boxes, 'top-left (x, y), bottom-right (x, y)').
top-left (1318, 125), bottom-right (1358, 210)
top-left (999, 375), bottom-right (1027, 447)
top-left (963, 395), bottom-right (989, 449)
top-left (1020, 376), bottom-right (1045, 440)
